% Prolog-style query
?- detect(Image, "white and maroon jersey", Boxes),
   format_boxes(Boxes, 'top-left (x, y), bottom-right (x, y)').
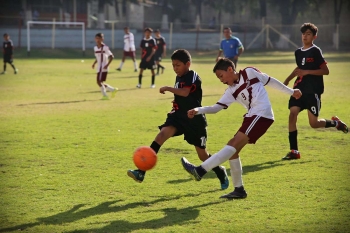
top-left (124, 32), bottom-right (136, 52)
top-left (94, 43), bottom-right (113, 73)
top-left (217, 67), bottom-right (277, 120)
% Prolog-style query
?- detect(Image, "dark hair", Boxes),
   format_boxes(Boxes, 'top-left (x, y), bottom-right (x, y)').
top-left (300, 23), bottom-right (318, 36)
top-left (95, 33), bottom-right (104, 38)
top-left (171, 49), bottom-right (191, 64)
top-left (124, 26), bottom-right (129, 30)
top-left (144, 27), bottom-right (153, 32)
top-left (3, 33), bottom-right (8, 37)
top-left (213, 57), bottom-right (235, 72)
top-left (223, 27), bottom-right (231, 32)
top-left (154, 29), bottom-right (160, 33)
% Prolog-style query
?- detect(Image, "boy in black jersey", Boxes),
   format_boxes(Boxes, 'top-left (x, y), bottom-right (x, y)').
top-left (282, 23), bottom-right (348, 160)
top-left (154, 29), bottom-right (166, 75)
top-left (137, 28), bottom-right (157, 89)
top-left (128, 49), bottom-right (229, 189)
top-left (2, 33), bottom-right (18, 74)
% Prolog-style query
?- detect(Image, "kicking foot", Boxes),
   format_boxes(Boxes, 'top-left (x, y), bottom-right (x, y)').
top-left (332, 116), bottom-right (348, 133)
top-left (111, 88), bottom-right (118, 98)
top-left (220, 186), bottom-right (247, 199)
top-left (181, 157), bottom-right (202, 181)
top-left (136, 84), bottom-right (141, 88)
top-left (282, 150), bottom-right (300, 160)
top-left (127, 169), bottom-right (144, 183)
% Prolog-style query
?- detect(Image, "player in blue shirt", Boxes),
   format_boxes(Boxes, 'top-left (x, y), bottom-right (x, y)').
top-left (216, 27), bottom-right (244, 68)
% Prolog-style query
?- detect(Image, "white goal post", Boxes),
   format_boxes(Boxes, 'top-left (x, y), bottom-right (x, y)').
top-left (27, 20), bottom-right (86, 56)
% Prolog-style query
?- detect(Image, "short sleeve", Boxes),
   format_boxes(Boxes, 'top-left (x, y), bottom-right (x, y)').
top-left (162, 37), bottom-right (166, 45)
top-left (105, 46), bottom-right (113, 56)
top-left (236, 38), bottom-right (243, 48)
top-left (247, 68), bottom-right (271, 85)
top-left (314, 47), bottom-right (326, 67)
top-left (216, 88), bottom-right (235, 109)
top-left (182, 71), bottom-right (198, 88)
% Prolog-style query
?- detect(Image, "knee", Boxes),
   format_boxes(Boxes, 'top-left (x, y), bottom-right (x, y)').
top-left (289, 111), bottom-right (299, 121)
top-left (309, 120), bottom-right (318, 128)
top-left (97, 81), bottom-right (102, 87)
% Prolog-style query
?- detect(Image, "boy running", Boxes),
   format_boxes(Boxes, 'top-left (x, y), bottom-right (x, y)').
top-left (154, 29), bottom-right (166, 75)
top-left (181, 58), bottom-right (302, 199)
top-left (128, 49), bottom-right (229, 190)
top-left (2, 33), bottom-right (18, 74)
top-left (92, 33), bottom-right (117, 100)
top-left (282, 23), bottom-right (348, 160)
top-left (137, 28), bottom-right (157, 89)
top-left (116, 27), bottom-right (138, 72)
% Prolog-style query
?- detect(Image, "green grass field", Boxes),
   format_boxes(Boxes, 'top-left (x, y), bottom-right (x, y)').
top-left (0, 50), bottom-right (349, 233)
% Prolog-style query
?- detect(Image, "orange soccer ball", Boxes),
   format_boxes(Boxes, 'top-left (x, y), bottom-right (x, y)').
top-left (133, 146), bottom-right (157, 171)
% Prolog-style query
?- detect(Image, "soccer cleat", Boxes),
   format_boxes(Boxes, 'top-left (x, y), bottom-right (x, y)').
top-left (136, 84), bottom-right (141, 88)
top-left (218, 166), bottom-right (229, 190)
top-left (14, 69), bottom-right (18, 74)
top-left (332, 116), bottom-right (348, 134)
top-left (116, 68), bottom-right (121, 71)
top-left (101, 96), bottom-right (109, 100)
top-left (134, 69), bottom-right (138, 72)
top-left (111, 88), bottom-right (118, 98)
top-left (1, 71), bottom-right (5, 74)
top-left (151, 84), bottom-right (156, 88)
top-left (127, 169), bottom-right (145, 183)
top-left (220, 186), bottom-right (247, 199)
top-left (282, 150), bottom-right (300, 160)
top-left (181, 157), bottom-right (202, 181)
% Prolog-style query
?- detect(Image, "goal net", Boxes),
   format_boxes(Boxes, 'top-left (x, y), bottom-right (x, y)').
top-left (26, 21), bottom-right (86, 56)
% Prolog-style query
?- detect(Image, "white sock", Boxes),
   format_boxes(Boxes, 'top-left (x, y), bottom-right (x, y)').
top-left (104, 84), bottom-right (115, 92)
top-left (133, 61), bottom-right (137, 69)
top-left (201, 145), bottom-right (236, 171)
top-left (100, 86), bottom-right (107, 96)
top-left (229, 158), bottom-right (243, 188)
top-left (119, 61), bottom-right (124, 69)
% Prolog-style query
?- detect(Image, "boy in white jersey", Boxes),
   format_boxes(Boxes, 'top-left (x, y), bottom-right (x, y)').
top-left (92, 33), bottom-right (117, 100)
top-left (181, 58), bottom-right (302, 199)
top-left (116, 27), bottom-right (138, 72)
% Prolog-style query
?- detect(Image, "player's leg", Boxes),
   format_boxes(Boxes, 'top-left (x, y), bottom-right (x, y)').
top-left (156, 60), bottom-right (160, 75)
top-left (117, 52), bottom-right (126, 71)
top-left (102, 73), bottom-right (118, 98)
top-left (1, 61), bottom-right (6, 74)
top-left (195, 146), bottom-right (229, 190)
top-left (127, 125), bottom-right (177, 183)
top-left (131, 52), bottom-right (138, 72)
top-left (137, 67), bottom-right (144, 88)
top-left (8, 59), bottom-right (17, 74)
top-left (150, 66), bottom-right (156, 88)
top-left (97, 72), bottom-right (108, 99)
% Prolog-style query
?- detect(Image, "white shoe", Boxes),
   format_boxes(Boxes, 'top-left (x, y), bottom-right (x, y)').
top-left (136, 84), bottom-right (141, 88)
top-left (150, 84), bottom-right (155, 88)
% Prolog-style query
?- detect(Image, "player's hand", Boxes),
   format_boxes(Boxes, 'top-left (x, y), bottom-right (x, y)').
top-left (292, 89), bottom-right (302, 99)
top-left (103, 65), bottom-right (108, 69)
top-left (233, 55), bottom-right (239, 60)
top-left (159, 86), bottom-right (168, 94)
top-left (295, 68), bottom-right (307, 77)
top-left (146, 56), bottom-right (151, 62)
top-left (215, 57), bottom-right (219, 62)
top-left (92, 64), bottom-right (95, 69)
top-left (187, 108), bottom-right (198, 119)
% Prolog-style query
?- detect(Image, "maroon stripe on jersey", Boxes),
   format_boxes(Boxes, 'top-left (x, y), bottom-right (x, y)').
top-left (99, 45), bottom-right (104, 74)
top-left (232, 77), bottom-right (260, 99)
top-left (264, 77), bottom-right (271, 86)
top-left (216, 102), bottom-right (228, 109)
top-left (241, 70), bottom-right (248, 82)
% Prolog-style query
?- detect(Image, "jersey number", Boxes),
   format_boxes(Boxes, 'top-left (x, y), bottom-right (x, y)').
top-left (200, 136), bottom-right (206, 147)
top-left (310, 106), bottom-right (317, 115)
top-left (241, 93), bottom-right (246, 100)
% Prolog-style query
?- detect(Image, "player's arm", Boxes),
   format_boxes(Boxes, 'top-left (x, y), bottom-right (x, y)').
top-left (92, 59), bottom-right (97, 69)
top-left (163, 44), bottom-right (166, 57)
top-left (159, 86), bottom-right (190, 97)
top-left (266, 76), bottom-right (302, 99)
top-left (146, 47), bottom-right (156, 61)
top-left (216, 49), bottom-right (223, 61)
top-left (188, 104), bottom-right (225, 118)
top-left (283, 67), bottom-right (298, 86)
top-left (105, 55), bottom-right (114, 68)
top-left (295, 63), bottom-right (329, 77)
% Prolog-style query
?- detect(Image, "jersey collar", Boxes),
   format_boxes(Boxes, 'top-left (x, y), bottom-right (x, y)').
top-left (301, 44), bottom-right (315, 51)
top-left (143, 36), bottom-right (153, 40)
top-left (233, 70), bottom-right (242, 84)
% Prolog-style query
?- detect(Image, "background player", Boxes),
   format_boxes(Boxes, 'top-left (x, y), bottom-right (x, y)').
top-left (2, 33), bottom-right (18, 74)
top-left (128, 49), bottom-right (229, 189)
top-left (181, 58), bottom-right (302, 199)
top-left (216, 27), bottom-right (244, 68)
top-left (92, 33), bottom-right (117, 100)
top-left (282, 23), bottom-right (348, 160)
top-left (154, 29), bottom-right (166, 75)
top-left (137, 28), bottom-right (157, 88)
top-left (116, 27), bottom-right (138, 72)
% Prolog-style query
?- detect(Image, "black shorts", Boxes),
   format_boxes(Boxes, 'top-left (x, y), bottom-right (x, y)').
top-left (159, 113), bottom-right (208, 149)
top-left (139, 60), bottom-right (156, 70)
top-left (3, 55), bottom-right (13, 63)
top-left (154, 52), bottom-right (162, 61)
top-left (288, 93), bottom-right (321, 117)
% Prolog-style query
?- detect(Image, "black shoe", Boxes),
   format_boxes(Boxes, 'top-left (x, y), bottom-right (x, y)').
top-left (282, 150), bottom-right (300, 160)
top-left (116, 68), bottom-right (121, 71)
top-left (181, 157), bottom-right (202, 181)
top-left (220, 186), bottom-right (247, 199)
top-left (127, 169), bottom-right (145, 183)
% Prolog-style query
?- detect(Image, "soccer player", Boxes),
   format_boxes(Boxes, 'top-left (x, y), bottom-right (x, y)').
top-left (216, 27), bottom-right (244, 68)
top-left (116, 27), bottom-right (138, 72)
top-left (137, 28), bottom-right (157, 89)
top-left (282, 23), bottom-right (348, 160)
top-left (92, 33), bottom-right (117, 100)
top-left (181, 58), bottom-right (302, 199)
top-left (2, 33), bottom-right (18, 74)
top-left (128, 49), bottom-right (229, 190)
top-left (154, 29), bottom-right (166, 75)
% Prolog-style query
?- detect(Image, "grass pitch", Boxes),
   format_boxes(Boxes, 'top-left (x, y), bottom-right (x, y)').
top-left (0, 50), bottom-right (349, 233)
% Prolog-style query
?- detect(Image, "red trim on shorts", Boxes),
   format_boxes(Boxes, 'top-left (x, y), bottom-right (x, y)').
top-left (216, 102), bottom-right (228, 109)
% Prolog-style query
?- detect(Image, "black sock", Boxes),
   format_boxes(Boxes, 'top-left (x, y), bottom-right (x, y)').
top-left (195, 165), bottom-right (207, 177)
top-left (138, 74), bottom-right (142, 84)
top-left (289, 130), bottom-right (298, 151)
top-left (212, 166), bottom-right (226, 182)
top-left (150, 141), bottom-right (161, 154)
top-left (10, 64), bottom-right (16, 70)
top-left (158, 64), bottom-right (164, 69)
top-left (325, 119), bottom-right (337, 128)
top-left (3, 64), bottom-right (6, 72)
top-left (157, 66), bottom-right (160, 74)
top-left (151, 75), bottom-right (155, 85)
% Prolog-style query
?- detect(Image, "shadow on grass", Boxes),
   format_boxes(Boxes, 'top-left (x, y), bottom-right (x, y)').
top-left (17, 99), bottom-right (99, 106)
top-left (160, 93), bottom-right (222, 101)
top-left (0, 191), bottom-right (220, 232)
top-left (82, 88), bottom-right (138, 94)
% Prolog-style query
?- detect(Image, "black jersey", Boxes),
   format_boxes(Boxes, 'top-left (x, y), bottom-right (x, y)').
top-left (3, 40), bottom-right (13, 55)
top-left (155, 36), bottom-right (166, 54)
top-left (293, 45), bottom-right (327, 94)
top-left (171, 70), bottom-right (203, 116)
top-left (140, 37), bottom-right (157, 61)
